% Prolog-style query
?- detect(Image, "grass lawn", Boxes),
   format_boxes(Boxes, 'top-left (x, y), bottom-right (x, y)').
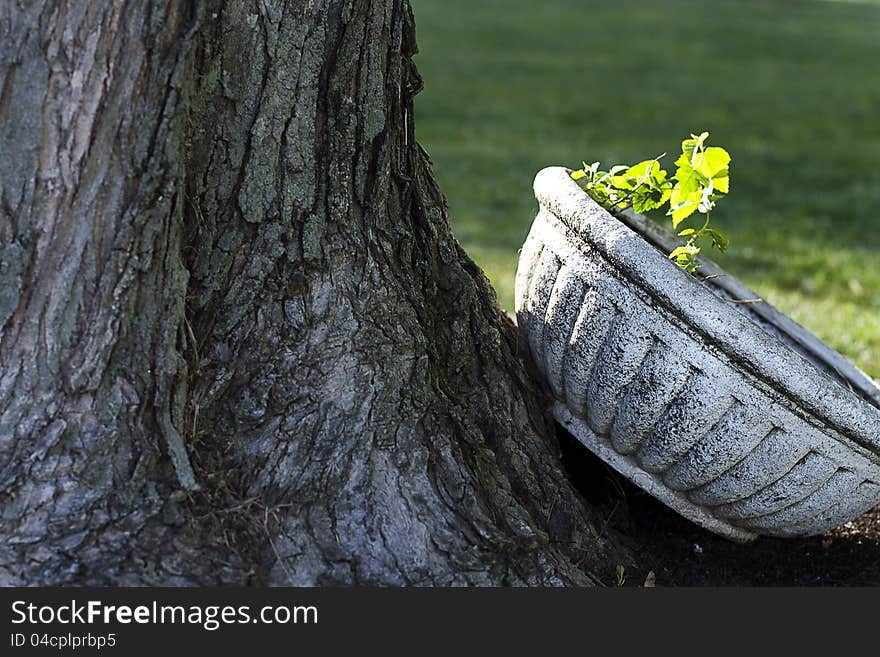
top-left (412, 0), bottom-right (880, 379)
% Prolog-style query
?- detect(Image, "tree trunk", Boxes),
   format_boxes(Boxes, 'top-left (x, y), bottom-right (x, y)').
top-left (0, 0), bottom-right (631, 585)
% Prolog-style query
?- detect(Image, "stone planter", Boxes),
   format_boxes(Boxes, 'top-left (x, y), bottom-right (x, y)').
top-left (516, 166), bottom-right (880, 542)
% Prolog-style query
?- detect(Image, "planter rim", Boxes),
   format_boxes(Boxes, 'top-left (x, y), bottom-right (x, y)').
top-left (533, 166), bottom-right (880, 454)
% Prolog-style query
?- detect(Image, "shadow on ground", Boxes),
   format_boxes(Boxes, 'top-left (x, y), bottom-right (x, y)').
top-left (558, 425), bottom-right (880, 586)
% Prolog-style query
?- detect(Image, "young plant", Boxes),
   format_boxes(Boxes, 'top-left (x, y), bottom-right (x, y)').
top-left (571, 132), bottom-right (731, 273)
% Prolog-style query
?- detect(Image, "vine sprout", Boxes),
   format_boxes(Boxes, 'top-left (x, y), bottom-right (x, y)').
top-left (571, 132), bottom-right (731, 273)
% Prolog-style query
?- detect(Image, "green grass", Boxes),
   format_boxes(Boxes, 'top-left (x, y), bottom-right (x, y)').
top-left (412, 0), bottom-right (880, 378)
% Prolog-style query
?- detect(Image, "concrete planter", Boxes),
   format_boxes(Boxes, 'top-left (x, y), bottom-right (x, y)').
top-left (516, 166), bottom-right (880, 542)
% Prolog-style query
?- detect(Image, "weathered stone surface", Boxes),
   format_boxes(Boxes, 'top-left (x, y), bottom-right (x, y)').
top-left (516, 166), bottom-right (880, 541)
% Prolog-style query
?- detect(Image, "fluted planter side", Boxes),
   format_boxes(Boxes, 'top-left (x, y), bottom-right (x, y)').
top-left (516, 167), bottom-right (880, 542)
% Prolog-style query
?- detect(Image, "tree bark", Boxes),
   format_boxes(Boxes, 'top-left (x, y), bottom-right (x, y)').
top-left (0, 0), bottom-right (632, 585)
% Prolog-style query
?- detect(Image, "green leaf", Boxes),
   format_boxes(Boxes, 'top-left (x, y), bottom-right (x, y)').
top-left (668, 184), bottom-right (701, 227)
top-left (671, 137), bottom-right (730, 225)
top-left (611, 159), bottom-right (662, 190)
top-left (694, 146), bottom-right (730, 194)
top-left (668, 244), bottom-right (701, 272)
top-left (678, 228), bottom-right (696, 236)
top-left (628, 159), bottom-right (660, 179)
top-left (705, 227), bottom-right (730, 252)
top-left (681, 131), bottom-right (709, 164)
top-left (625, 160), bottom-right (670, 214)
top-left (632, 183), bottom-right (671, 214)
top-left (669, 245), bottom-right (700, 259)
top-left (695, 146), bottom-right (729, 177)
top-left (673, 154), bottom-right (708, 192)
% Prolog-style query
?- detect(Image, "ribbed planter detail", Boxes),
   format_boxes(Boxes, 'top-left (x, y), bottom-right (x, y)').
top-left (516, 167), bottom-right (880, 542)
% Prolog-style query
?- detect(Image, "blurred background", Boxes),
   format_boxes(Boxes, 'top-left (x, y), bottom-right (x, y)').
top-left (412, 0), bottom-right (880, 379)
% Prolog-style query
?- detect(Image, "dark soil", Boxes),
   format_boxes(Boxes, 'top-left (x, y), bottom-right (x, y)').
top-left (558, 425), bottom-right (880, 586)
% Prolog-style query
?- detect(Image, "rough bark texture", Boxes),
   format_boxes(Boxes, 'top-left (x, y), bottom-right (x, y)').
top-left (0, 0), bottom-right (632, 585)
top-left (0, 1), bottom-right (206, 585)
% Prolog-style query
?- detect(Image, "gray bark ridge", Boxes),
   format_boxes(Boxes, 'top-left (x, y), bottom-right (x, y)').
top-left (0, 1), bottom-right (218, 586)
top-left (0, 0), bottom-right (632, 585)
